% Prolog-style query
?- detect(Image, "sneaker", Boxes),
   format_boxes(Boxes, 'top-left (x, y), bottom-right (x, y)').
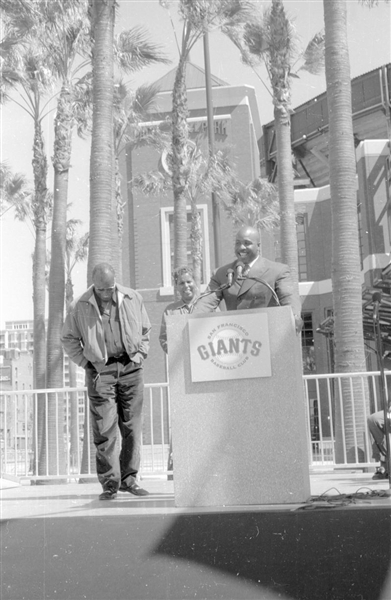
top-left (119, 482), bottom-right (149, 496)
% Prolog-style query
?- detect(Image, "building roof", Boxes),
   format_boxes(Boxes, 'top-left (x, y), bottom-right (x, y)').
top-left (261, 63), bottom-right (391, 187)
top-left (153, 61), bottom-right (229, 92)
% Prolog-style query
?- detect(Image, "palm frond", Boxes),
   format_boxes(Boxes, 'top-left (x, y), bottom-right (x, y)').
top-left (114, 26), bottom-right (170, 74)
top-left (133, 83), bottom-right (161, 117)
top-left (267, 0), bottom-right (298, 72)
top-left (358, 0), bottom-right (388, 5)
top-left (132, 171), bottom-right (170, 196)
top-left (0, 162), bottom-right (33, 219)
top-left (242, 18), bottom-right (269, 59)
top-left (129, 124), bottom-right (170, 152)
top-left (73, 231), bottom-right (89, 263)
top-left (179, 0), bottom-right (254, 31)
top-left (222, 174), bottom-right (280, 231)
top-left (298, 30), bottom-right (325, 76)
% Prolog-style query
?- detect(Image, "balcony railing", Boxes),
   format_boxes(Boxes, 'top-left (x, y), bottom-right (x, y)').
top-left (0, 372), bottom-right (387, 481)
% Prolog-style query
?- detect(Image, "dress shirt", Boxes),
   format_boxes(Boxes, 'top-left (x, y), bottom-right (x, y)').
top-left (95, 289), bottom-right (126, 358)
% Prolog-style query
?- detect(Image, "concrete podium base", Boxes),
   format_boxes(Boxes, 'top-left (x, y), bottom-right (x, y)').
top-left (167, 307), bottom-right (311, 507)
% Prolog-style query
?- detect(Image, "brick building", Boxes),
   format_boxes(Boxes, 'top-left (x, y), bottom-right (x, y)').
top-left (119, 62), bottom-right (391, 439)
top-left (120, 62), bottom-right (265, 383)
top-left (119, 62), bottom-right (391, 387)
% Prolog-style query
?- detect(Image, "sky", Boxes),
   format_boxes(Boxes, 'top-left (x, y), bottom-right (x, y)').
top-left (1, 0), bottom-right (390, 328)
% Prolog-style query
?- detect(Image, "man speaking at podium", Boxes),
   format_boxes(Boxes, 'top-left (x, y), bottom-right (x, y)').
top-left (194, 225), bottom-right (303, 333)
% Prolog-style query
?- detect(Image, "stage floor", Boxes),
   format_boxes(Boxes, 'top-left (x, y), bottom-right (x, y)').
top-left (1, 473), bottom-right (390, 600)
top-left (1, 471), bottom-right (390, 518)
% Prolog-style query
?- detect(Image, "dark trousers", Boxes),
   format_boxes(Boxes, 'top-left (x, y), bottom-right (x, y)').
top-left (86, 357), bottom-right (144, 491)
top-left (367, 410), bottom-right (390, 463)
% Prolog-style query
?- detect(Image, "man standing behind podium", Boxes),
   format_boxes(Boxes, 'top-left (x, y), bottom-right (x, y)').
top-left (159, 266), bottom-right (199, 353)
top-left (194, 225), bottom-right (302, 332)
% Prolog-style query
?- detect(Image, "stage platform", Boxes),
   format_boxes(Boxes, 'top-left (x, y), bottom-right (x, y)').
top-left (1, 473), bottom-right (390, 600)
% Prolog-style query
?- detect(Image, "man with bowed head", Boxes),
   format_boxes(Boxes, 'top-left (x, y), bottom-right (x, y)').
top-left (194, 225), bottom-right (303, 333)
top-left (61, 262), bottom-right (151, 500)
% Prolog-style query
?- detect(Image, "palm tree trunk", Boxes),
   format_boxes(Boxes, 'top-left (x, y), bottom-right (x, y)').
top-left (190, 198), bottom-right (202, 288)
top-left (32, 229), bottom-right (47, 392)
top-left (44, 166), bottom-right (68, 477)
top-left (115, 154), bottom-right (124, 281)
top-left (274, 106), bottom-right (299, 290)
top-left (172, 54), bottom-right (190, 270)
top-left (33, 227), bottom-right (48, 476)
top-left (87, 0), bottom-right (115, 283)
top-left (31, 119), bottom-right (49, 476)
top-left (110, 145), bottom-right (121, 278)
top-left (324, 0), bottom-right (369, 462)
top-left (80, 0), bottom-right (116, 479)
top-left (65, 276), bottom-right (80, 468)
top-left (45, 82), bottom-right (75, 477)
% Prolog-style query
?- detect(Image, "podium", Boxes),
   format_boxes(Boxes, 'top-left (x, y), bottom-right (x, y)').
top-left (166, 306), bottom-right (311, 507)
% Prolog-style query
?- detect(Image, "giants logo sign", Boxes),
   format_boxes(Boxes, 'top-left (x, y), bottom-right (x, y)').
top-left (188, 313), bottom-right (272, 382)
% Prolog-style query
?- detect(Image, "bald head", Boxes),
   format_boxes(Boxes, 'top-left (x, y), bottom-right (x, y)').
top-left (92, 263), bottom-right (115, 280)
top-left (236, 226), bottom-right (260, 244)
top-left (234, 226), bottom-right (261, 264)
top-left (92, 263), bottom-right (116, 302)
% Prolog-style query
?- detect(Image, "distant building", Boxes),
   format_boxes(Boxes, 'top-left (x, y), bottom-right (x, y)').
top-left (0, 350), bottom-right (33, 453)
top-left (0, 321), bottom-right (85, 453)
top-left (0, 320), bottom-right (34, 354)
top-left (0, 320), bottom-right (85, 388)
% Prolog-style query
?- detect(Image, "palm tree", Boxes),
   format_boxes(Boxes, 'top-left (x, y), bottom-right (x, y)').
top-left (86, 0), bottom-right (116, 283)
top-left (65, 219), bottom-right (89, 468)
top-left (37, 5), bottom-right (167, 476)
top-left (44, 2), bottom-right (90, 389)
top-left (0, 32), bottom-right (53, 397)
top-left (33, 2), bottom-right (90, 479)
top-left (133, 135), bottom-right (206, 286)
top-left (1, 12), bottom-right (55, 477)
top-left (3, 0), bottom-right (90, 479)
top-left (229, 0), bottom-right (324, 292)
top-left (83, 22), bottom-right (169, 281)
top-left (160, 0), bottom-right (255, 272)
top-left (322, 0), bottom-right (372, 462)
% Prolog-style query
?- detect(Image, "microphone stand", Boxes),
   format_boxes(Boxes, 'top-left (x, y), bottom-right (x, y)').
top-left (192, 281), bottom-right (232, 308)
top-left (373, 296), bottom-right (391, 493)
top-left (245, 276), bottom-right (281, 306)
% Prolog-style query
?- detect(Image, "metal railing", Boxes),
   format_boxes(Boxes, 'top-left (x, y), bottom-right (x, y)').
top-left (303, 370), bottom-right (389, 470)
top-left (0, 372), bottom-right (387, 481)
top-left (0, 383), bottom-right (171, 481)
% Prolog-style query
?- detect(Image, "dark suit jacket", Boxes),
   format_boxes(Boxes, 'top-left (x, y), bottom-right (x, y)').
top-left (194, 257), bottom-right (301, 316)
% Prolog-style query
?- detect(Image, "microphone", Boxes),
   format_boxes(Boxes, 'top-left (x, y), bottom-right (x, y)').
top-left (236, 261), bottom-right (245, 280)
top-left (372, 291), bottom-right (382, 322)
top-left (226, 268), bottom-right (234, 287)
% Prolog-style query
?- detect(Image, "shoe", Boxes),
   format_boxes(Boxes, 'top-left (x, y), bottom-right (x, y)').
top-left (99, 489), bottom-right (117, 500)
top-left (119, 482), bottom-right (149, 496)
top-left (372, 467), bottom-right (389, 480)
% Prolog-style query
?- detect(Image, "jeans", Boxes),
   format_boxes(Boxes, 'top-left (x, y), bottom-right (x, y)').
top-left (85, 357), bottom-right (144, 491)
top-left (367, 410), bottom-right (390, 463)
